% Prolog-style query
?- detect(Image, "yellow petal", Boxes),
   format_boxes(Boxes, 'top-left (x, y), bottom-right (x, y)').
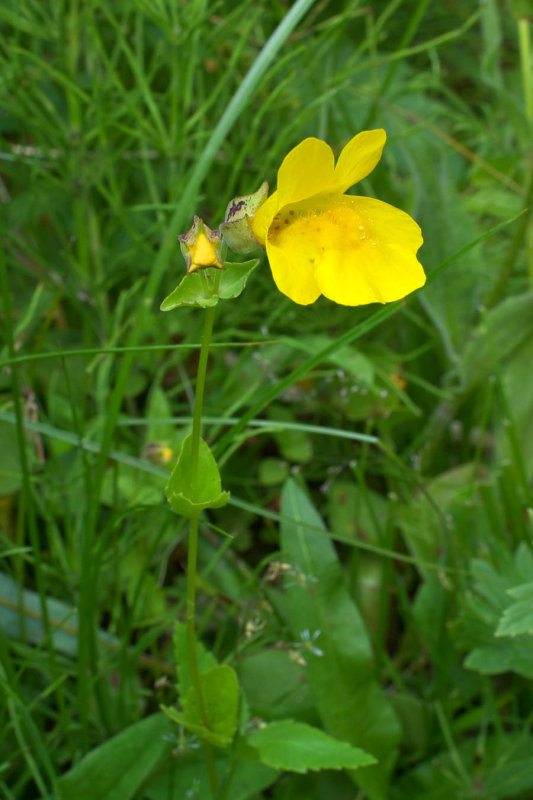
top-left (265, 236), bottom-right (321, 306)
top-left (277, 138), bottom-right (335, 207)
top-left (329, 129), bottom-right (387, 193)
top-left (312, 195), bottom-right (425, 306)
top-left (188, 231), bottom-right (223, 273)
top-left (250, 191), bottom-right (279, 247)
top-left (265, 194), bottom-right (424, 306)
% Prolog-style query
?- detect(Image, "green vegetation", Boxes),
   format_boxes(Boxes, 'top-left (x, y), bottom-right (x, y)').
top-left (1, 1), bottom-right (532, 798)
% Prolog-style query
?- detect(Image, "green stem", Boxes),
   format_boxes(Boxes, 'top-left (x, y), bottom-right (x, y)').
top-left (185, 284), bottom-right (220, 797)
top-left (486, 167), bottom-right (533, 308)
top-left (186, 512), bottom-right (218, 796)
top-left (518, 17), bottom-right (533, 287)
top-left (518, 19), bottom-right (533, 124)
top-left (190, 302), bottom-right (217, 488)
top-left (362, 0), bottom-right (431, 129)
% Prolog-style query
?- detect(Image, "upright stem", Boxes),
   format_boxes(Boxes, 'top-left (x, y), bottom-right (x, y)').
top-left (190, 304), bottom-right (217, 488)
top-left (518, 19), bottom-right (533, 125)
top-left (185, 293), bottom-right (219, 797)
top-left (186, 511), bottom-right (217, 796)
top-left (518, 18), bottom-right (533, 288)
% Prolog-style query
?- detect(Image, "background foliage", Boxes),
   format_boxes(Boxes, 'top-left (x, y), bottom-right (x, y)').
top-left (1, 0), bottom-right (532, 798)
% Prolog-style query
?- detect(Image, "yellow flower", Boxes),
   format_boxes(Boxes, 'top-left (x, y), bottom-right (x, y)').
top-left (251, 129), bottom-right (425, 306)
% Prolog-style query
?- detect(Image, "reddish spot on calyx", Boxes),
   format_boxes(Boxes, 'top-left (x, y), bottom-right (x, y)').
top-left (228, 199), bottom-right (245, 219)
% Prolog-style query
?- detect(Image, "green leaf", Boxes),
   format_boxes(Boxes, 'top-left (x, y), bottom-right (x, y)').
top-left (218, 259), bottom-right (259, 299)
top-left (496, 582), bottom-right (533, 637)
top-left (495, 326), bottom-right (533, 479)
top-left (247, 720), bottom-right (376, 774)
top-left (509, 0), bottom-right (533, 20)
top-left (460, 292), bottom-right (533, 391)
top-left (239, 649), bottom-right (313, 721)
top-left (294, 335), bottom-right (374, 387)
top-left (280, 479), bottom-right (401, 799)
top-left (144, 384), bottom-right (176, 444)
top-left (160, 271), bottom-right (219, 310)
top-left (327, 480), bottom-right (388, 541)
top-left (165, 434), bottom-right (229, 516)
top-left (0, 572), bottom-right (118, 657)
top-left (144, 753), bottom-right (277, 800)
top-left (398, 463), bottom-right (480, 574)
top-left (183, 665), bottom-right (239, 746)
top-left (0, 420), bottom-right (24, 494)
top-left (58, 714), bottom-right (173, 800)
top-left (268, 406), bottom-right (312, 463)
top-left (452, 544), bottom-right (533, 678)
top-left (160, 260), bottom-right (258, 310)
top-left (258, 457), bottom-right (290, 486)
top-left (392, 732), bottom-right (533, 800)
top-left (412, 142), bottom-right (484, 360)
top-left (163, 665), bottom-right (239, 748)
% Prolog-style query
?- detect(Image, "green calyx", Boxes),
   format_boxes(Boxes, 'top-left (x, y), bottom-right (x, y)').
top-left (220, 181), bottom-right (268, 254)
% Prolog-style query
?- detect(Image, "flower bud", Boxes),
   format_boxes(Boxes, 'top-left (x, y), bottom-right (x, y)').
top-left (142, 442), bottom-right (174, 465)
top-left (179, 216), bottom-right (223, 273)
top-left (220, 181), bottom-right (268, 254)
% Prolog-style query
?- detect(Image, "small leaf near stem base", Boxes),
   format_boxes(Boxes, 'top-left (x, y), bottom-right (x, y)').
top-left (165, 434), bottom-right (229, 517)
top-left (162, 665), bottom-right (239, 748)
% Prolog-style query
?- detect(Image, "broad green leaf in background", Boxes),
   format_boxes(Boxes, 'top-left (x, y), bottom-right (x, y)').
top-left (390, 732), bottom-right (533, 800)
top-left (258, 456), bottom-right (290, 486)
top-left (58, 714), bottom-right (173, 800)
top-left (265, 770), bottom-right (369, 799)
top-left (403, 130), bottom-right (483, 361)
top-left (495, 581), bottom-right (533, 637)
top-left (397, 463), bottom-right (479, 573)
top-left (409, 575), bottom-right (457, 698)
top-left (294, 335), bottom-right (375, 389)
top-left (460, 292), bottom-right (533, 391)
top-left (165, 434), bottom-right (229, 516)
top-left (388, 693), bottom-right (433, 761)
top-left (268, 405), bottom-right (313, 463)
top-left (238, 649), bottom-right (314, 722)
top-left (452, 543), bottom-right (533, 678)
top-left (0, 572), bottom-right (118, 656)
top-left (143, 383), bottom-right (178, 446)
top-left (495, 326), bottom-right (533, 480)
top-left (247, 719), bottom-right (376, 773)
top-left (0, 420), bottom-right (23, 495)
top-left (100, 461), bottom-right (163, 507)
top-left (144, 753), bottom-right (278, 800)
top-left (326, 482), bottom-right (390, 633)
top-left (326, 481), bottom-right (388, 542)
top-left (280, 479), bottom-right (401, 800)
top-left (509, 0), bottom-right (533, 19)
